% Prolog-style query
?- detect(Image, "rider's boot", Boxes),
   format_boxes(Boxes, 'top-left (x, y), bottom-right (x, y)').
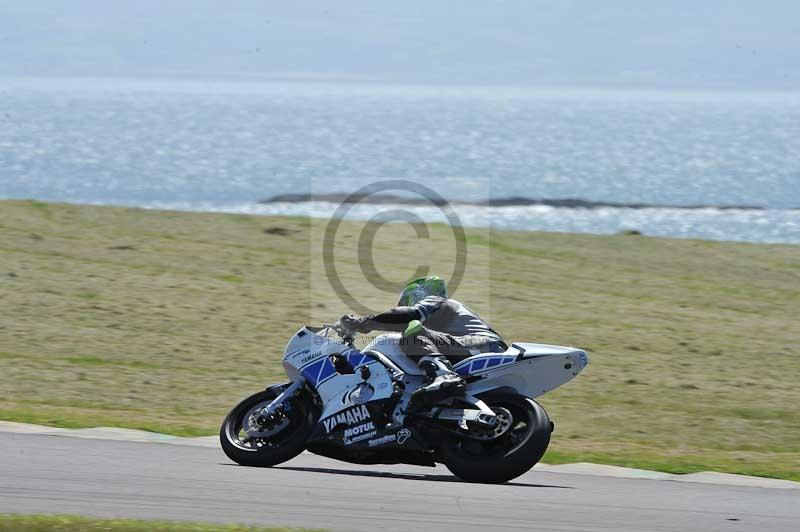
top-left (410, 356), bottom-right (465, 407)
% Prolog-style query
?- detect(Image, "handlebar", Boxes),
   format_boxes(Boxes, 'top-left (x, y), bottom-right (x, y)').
top-left (321, 320), bottom-right (356, 345)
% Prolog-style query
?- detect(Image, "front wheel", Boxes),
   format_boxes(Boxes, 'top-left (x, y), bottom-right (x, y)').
top-left (441, 394), bottom-right (552, 483)
top-left (220, 386), bottom-right (318, 467)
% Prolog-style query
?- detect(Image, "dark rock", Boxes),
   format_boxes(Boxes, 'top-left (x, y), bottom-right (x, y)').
top-left (263, 226), bottom-right (297, 236)
top-left (258, 193), bottom-right (767, 210)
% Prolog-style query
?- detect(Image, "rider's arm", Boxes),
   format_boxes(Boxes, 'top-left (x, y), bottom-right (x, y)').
top-left (358, 296), bottom-right (446, 332)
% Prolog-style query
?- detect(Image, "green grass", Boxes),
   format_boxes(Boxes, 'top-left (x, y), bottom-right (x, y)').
top-left (0, 514), bottom-right (318, 531)
top-left (1, 199), bottom-right (799, 480)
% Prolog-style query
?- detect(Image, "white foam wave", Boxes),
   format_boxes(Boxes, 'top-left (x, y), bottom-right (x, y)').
top-left (82, 199), bottom-right (800, 245)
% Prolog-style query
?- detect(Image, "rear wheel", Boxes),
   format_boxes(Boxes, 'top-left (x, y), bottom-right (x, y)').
top-left (441, 394), bottom-right (551, 483)
top-left (220, 387), bottom-right (318, 467)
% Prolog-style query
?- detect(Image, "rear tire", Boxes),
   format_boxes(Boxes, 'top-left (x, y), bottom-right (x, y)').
top-left (441, 394), bottom-right (551, 484)
top-left (220, 388), bottom-right (318, 467)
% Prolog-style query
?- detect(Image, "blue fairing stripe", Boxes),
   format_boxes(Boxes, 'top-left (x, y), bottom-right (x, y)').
top-left (302, 348), bottom-right (377, 388)
top-left (345, 349), bottom-right (368, 368)
top-left (456, 365), bottom-right (470, 375)
top-left (317, 358), bottom-right (337, 383)
top-left (301, 359), bottom-right (326, 385)
top-left (455, 355), bottom-right (517, 376)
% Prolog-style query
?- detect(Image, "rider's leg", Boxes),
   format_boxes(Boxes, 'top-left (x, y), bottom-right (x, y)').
top-left (400, 330), bottom-right (465, 400)
top-left (408, 332), bottom-right (508, 399)
top-left (424, 330), bottom-right (506, 360)
top-left (445, 334), bottom-right (507, 358)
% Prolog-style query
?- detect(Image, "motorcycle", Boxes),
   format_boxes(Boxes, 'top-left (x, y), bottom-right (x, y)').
top-left (220, 321), bottom-right (589, 483)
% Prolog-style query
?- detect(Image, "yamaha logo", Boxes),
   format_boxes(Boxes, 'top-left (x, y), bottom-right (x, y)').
top-left (322, 404), bottom-right (371, 433)
top-left (300, 350), bottom-right (323, 364)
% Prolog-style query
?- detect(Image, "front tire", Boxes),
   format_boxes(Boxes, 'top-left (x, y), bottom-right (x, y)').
top-left (220, 387), bottom-right (318, 467)
top-left (441, 394), bottom-right (551, 484)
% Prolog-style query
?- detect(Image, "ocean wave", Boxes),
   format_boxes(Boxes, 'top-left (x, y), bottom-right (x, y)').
top-left (259, 193), bottom-right (783, 211)
top-left (104, 199), bottom-right (800, 245)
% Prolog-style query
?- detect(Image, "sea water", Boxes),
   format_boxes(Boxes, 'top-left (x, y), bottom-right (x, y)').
top-left (1, 78), bottom-right (798, 243)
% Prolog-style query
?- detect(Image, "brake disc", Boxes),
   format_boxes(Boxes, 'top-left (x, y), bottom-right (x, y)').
top-left (243, 402), bottom-right (291, 439)
top-left (468, 406), bottom-right (513, 440)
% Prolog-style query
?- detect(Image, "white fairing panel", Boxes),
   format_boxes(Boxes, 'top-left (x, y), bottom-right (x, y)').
top-left (363, 335), bottom-right (589, 399)
top-left (455, 343), bottom-right (590, 398)
top-left (281, 327), bottom-right (394, 421)
top-left (363, 333), bottom-right (424, 375)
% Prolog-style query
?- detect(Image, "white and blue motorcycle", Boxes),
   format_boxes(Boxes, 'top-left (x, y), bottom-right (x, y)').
top-left (220, 321), bottom-right (588, 483)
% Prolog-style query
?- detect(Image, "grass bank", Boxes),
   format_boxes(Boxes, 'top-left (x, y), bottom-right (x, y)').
top-left (0, 514), bottom-right (317, 531)
top-left (1, 200), bottom-right (798, 480)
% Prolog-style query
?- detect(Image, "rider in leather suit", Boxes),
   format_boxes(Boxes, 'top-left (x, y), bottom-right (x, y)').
top-left (342, 276), bottom-right (507, 400)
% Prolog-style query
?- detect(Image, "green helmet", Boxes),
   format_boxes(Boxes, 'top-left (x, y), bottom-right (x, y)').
top-left (398, 276), bottom-right (448, 306)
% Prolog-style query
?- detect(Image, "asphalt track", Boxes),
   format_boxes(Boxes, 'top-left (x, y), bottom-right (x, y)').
top-left (1, 432), bottom-right (798, 532)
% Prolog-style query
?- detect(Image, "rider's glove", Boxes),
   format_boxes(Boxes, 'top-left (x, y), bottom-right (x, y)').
top-left (340, 314), bottom-right (372, 333)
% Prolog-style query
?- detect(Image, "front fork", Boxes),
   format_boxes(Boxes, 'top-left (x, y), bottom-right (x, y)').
top-left (258, 377), bottom-right (306, 421)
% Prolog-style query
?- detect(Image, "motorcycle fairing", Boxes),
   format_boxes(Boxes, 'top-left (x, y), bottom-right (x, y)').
top-left (299, 348), bottom-right (378, 388)
top-left (308, 402), bottom-right (425, 453)
top-left (457, 343), bottom-right (590, 398)
top-left (453, 353), bottom-right (517, 375)
top-left (282, 327), bottom-right (398, 437)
